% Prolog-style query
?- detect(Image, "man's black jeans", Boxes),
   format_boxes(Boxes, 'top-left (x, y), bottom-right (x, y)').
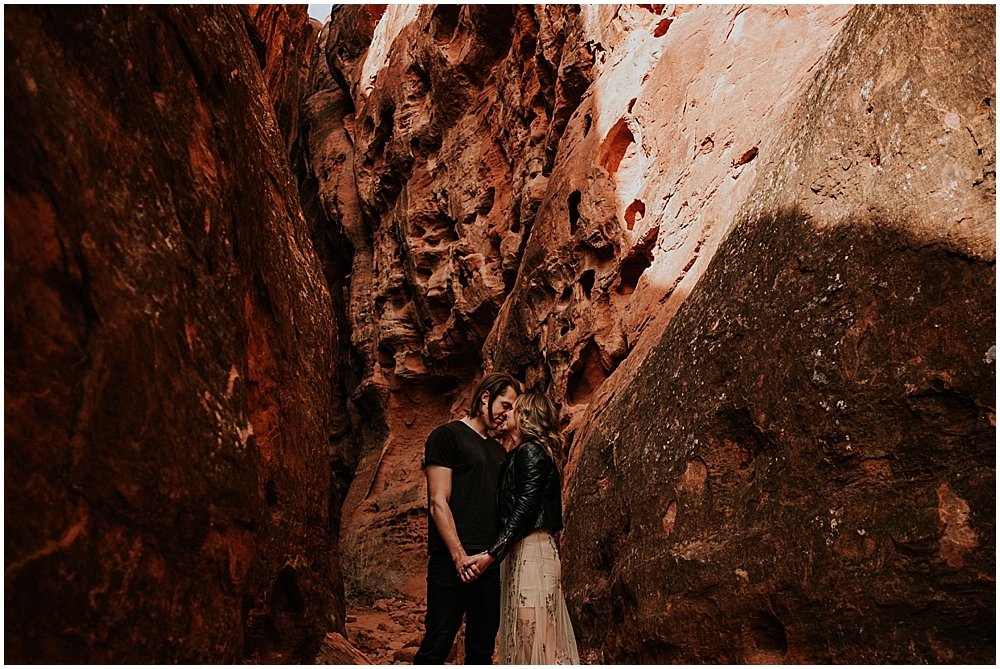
top-left (414, 554), bottom-right (501, 664)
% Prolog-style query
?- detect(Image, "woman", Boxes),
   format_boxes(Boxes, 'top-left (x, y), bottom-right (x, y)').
top-left (460, 392), bottom-right (580, 664)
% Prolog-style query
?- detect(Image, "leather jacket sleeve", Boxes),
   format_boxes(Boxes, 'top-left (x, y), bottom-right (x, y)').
top-left (488, 442), bottom-right (550, 563)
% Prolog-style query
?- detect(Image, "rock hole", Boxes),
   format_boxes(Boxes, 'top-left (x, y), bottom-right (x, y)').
top-left (568, 190), bottom-right (582, 234)
top-left (624, 199), bottom-right (646, 230)
top-left (377, 342), bottom-right (395, 368)
top-left (637, 4), bottom-right (665, 14)
top-left (408, 63), bottom-right (432, 97)
top-left (583, 112), bottom-right (592, 138)
top-left (599, 118), bottom-right (635, 175)
top-left (615, 230), bottom-right (657, 295)
top-left (591, 244), bottom-right (616, 266)
top-left (560, 324), bottom-right (570, 336)
top-left (750, 611), bottom-right (788, 655)
top-left (866, 105), bottom-right (873, 114)
top-left (579, 269), bottom-right (595, 299)
top-left (477, 186), bottom-right (495, 215)
top-left (628, 97), bottom-right (637, 113)
top-left (567, 338), bottom-right (610, 405)
top-left (265, 477), bottom-right (278, 507)
top-left (715, 406), bottom-right (771, 469)
top-left (559, 285), bottom-right (572, 304)
top-left (682, 253), bottom-right (698, 273)
top-left (653, 17), bottom-right (673, 37)
top-left (370, 103), bottom-right (395, 156)
top-left (731, 146), bottom-right (758, 168)
top-left (431, 4), bottom-right (461, 44)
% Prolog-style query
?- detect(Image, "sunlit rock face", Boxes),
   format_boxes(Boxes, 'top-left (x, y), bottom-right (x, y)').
top-left (482, 4), bottom-right (856, 437)
top-left (5, 6), bottom-right (343, 663)
top-left (562, 5), bottom-right (995, 663)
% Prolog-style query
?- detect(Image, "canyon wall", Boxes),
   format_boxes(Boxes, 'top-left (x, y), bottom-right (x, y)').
top-left (561, 4), bottom-right (995, 663)
top-left (305, 3), bottom-right (995, 664)
top-left (6, 3), bottom-right (994, 664)
top-left (5, 6), bottom-right (344, 663)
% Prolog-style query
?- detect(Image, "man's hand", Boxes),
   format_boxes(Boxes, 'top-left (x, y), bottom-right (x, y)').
top-left (458, 552), bottom-right (495, 583)
top-left (451, 547), bottom-right (470, 574)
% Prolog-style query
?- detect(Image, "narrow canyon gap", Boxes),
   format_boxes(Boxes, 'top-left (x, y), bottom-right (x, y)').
top-left (5, 4), bottom-right (995, 664)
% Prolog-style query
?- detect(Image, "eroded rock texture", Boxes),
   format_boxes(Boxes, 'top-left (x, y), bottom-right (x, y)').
top-left (562, 5), bottom-right (995, 663)
top-left (248, 4), bottom-right (320, 154)
top-left (5, 6), bottom-right (343, 663)
top-left (300, 3), bottom-right (995, 665)
top-left (304, 4), bottom-right (614, 586)
top-left (8, 2), bottom-right (993, 664)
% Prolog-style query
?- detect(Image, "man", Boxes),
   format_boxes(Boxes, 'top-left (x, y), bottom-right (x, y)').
top-left (413, 372), bottom-right (520, 665)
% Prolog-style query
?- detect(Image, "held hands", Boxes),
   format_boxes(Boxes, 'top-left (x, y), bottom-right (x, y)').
top-left (458, 552), bottom-right (495, 583)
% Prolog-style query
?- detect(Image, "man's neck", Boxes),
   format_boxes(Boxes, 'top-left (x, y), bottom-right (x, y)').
top-left (461, 415), bottom-right (490, 439)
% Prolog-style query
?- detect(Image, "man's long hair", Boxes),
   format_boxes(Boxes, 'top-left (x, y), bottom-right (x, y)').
top-left (514, 392), bottom-right (565, 481)
top-left (466, 372), bottom-right (521, 426)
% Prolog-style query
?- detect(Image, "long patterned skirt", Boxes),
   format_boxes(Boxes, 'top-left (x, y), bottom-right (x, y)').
top-left (499, 529), bottom-right (580, 664)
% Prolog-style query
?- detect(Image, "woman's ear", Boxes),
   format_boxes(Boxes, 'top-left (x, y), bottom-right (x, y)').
top-left (480, 391), bottom-right (490, 407)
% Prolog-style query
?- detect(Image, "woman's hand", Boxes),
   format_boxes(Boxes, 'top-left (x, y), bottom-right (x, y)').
top-left (458, 552), bottom-right (495, 583)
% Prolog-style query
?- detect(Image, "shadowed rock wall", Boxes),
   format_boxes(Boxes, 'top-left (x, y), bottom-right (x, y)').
top-left (562, 5), bottom-right (995, 663)
top-left (5, 6), bottom-right (344, 663)
top-left (248, 4), bottom-right (320, 154)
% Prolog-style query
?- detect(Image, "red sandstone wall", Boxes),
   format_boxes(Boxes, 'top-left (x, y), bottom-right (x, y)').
top-left (5, 6), bottom-right (344, 663)
top-left (561, 5), bottom-right (995, 662)
top-left (303, 3), bottom-right (995, 664)
top-left (6, 3), bottom-right (994, 663)
top-left (248, 4), bottom-right (320, 153)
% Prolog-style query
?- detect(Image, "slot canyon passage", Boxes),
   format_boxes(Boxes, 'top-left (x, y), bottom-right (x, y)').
top-left (4, 4), bottom-right (995, 664)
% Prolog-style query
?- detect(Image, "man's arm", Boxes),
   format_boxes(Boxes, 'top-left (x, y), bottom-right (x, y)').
top-left (425, 464), bottom-right (467, 571)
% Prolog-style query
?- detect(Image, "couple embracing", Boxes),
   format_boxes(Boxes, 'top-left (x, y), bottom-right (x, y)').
top-left (413, 373), bottom-right (580, 665)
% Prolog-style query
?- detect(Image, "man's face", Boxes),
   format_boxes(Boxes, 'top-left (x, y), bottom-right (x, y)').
top-left (488, 386), bottom-right (518, 430)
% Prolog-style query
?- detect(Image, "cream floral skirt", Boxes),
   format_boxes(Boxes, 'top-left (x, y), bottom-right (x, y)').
top-left (499, 529), bottom-right (580, 665)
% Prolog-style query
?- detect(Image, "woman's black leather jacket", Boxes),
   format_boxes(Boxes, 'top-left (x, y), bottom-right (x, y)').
top-left (487, 441), bottom-right (563, 563)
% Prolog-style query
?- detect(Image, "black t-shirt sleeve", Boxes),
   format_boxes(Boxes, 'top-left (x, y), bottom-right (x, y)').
top-left (424, 425), bottom-right (455, 469)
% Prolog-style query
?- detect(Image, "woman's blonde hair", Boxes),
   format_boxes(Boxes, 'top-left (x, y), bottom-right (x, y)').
top-left (514, 392), bottom-right (565, 480)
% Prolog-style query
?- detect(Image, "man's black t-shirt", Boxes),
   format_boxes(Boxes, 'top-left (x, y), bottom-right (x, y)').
top-left (424, 420), bottom-right (507, 557)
